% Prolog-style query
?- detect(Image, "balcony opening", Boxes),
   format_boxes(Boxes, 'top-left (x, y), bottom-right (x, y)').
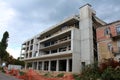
top-left (31, 39), bottom-right (34, 44)
top-left (30, 45), bottom-right (33, 50)
top-left (29, 52), bottom-right (32, 58)
top-left (27, 41), bottom-right (30, 46)
top-left (51, 40), bottom-right (57, 45)
top-left (68, 45), bottom-right (71, 50)
top-left (61, 25), bottom-right (68, 31)
top-left (26, 53), bottom-right (28, 58)
top-left (59, 36), bottom-right (68, 42)
top-left (44, 61), bottom-right (49, 70)
top-left (44, 51), bottom-right (50, 55)
top-left (51, 49), bottom-right (57, 54)
top-left (59, 46), bottom-right (67, 52)
top-left (46, 34), bottom-right (51, 38)
top-left (26, 47), bottom-right (29, 51)
top-left (44, 42), bottom-right (50, 47)
top-left (75, 22), bottom-right (79, 28)
top-left (51, 61), bottom-right (56, 71)
top-left (59, 60), bottom-right (66, 71)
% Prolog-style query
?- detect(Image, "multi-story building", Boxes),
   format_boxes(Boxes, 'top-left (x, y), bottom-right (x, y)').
top-left (97, 20), bottom-right (120, 62)
top-left (20, 4), bottom-right (108, 73)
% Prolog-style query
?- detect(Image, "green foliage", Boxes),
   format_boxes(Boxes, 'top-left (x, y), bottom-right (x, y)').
top-left (14, 59), bottom-right (25, 67)
top-left (112, 68), bottom-right (120, 79)
top-left (44, 72), bottom-right (52, 77)
top-left (80, 62), bottom-right (101, 80)
top-left (73, 74), bottom-right (81, 80)
top-left (101, 66), bottom-right (120, 80)
top-left (0, 66), bottom-right (2, 71)
top-left (101, 67), bottom-right (114, 80)
top-left (76, 59), bottom-right (120, 80)
top-left (0, 31), bottom-right (9, 62)
top-left (56, 73), bottom-right (64, 77)
top-left (19, 71), bottom-right (25, 76)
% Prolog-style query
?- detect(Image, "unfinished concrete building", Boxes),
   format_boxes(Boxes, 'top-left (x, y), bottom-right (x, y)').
top-left (20, 4), bottom-right (106, 73)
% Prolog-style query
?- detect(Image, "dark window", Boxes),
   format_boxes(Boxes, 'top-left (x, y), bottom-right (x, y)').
top-left (51, 49), bottom-right (57, 54)
top-left (61, 25), bottom-right (67, 30)
top-left (104, 27), bottom-right (110, 35)
top-left (33, 62), bottom-right (37, 70)
top-left (108, 43), bottom-right (113, 51)
top-left (59, 46), bottom-right (67, 52)
top-left (44, 42), bottom-right (50, 47)
top-left (44, 61), bottom-right (49, 70)
top-left (30, 45), bottom-right (33, 50)
top-left (116, 26), bottom-right (120, 35)
top-left (26, 47), bottom-right (29, 51)
top-left (81, 62), bottom-right (85, 70)
top-left (38, 62), bottom-right (42, 70)
top-left (46, 35), bottom-right (51, 38)
top-left (45, 51), bottom-right (50, 54)
top-left (27, 41), bottom-right (29, 45)
top-left (59, 60), bottom-right (66, 71)
top-left (51, 61), bottom-right (56, 71)
top-left (69, 59), bottom-right (72, 72)
top-left (31, 39), bottom-right (34, 44)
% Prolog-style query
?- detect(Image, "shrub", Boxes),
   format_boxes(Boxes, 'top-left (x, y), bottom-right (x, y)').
top-left (112, 68), bottom-right (120, 80)
top-left (56, 73), bottom-right (64, 77)
top-left (19, 71), bottom-right (25, 76)
top-left (101, 67), bottom-right (114, 80)
top-left (80, 62), bottom-right (101, 80)
top-left (44, 72), bottom-right (50, 77)
top-left (0, 66), bottom-right (2, 71)
top-left (73, 74), bottom-right (81, 80)
top-left (77, 59), bottom-right (120, 80)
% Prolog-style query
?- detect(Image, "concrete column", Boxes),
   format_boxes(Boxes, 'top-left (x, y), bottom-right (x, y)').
top-left (80, 4), bottom-right (95, 65)
top-left (42, 61), bottom-right (44, 71)
top-left (37, 61), bottom-right (39, 70)
top-left (28, 53), bottom-right (29, 58)
top-left (49, 50), bottom-right (51, 54)
top-left (66, 59), bottom-right (69, 72)
top-left (48, 61), bottom-right (51, 71)
top-left (25, 62), bottom-right (27, 70)
top-left (38, 42), bottom-right (40, 56)
top-left (32, 62), bottom-right (34, 69)
top-left (57, 48), bottom-right (59, 53)
top-left (56, 60), bottom-right (59, 71)
top-left (67, 46), bottom-right (69, 51)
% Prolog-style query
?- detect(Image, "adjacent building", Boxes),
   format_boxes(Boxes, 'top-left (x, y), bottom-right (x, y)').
top-left (20, 4), bottom-right (120, 73)
top-left (97, 20), bottom-right (120, 62)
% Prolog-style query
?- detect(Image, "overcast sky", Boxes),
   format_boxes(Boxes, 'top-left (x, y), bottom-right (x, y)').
top-left (0, 0), bottom-right (120, 59)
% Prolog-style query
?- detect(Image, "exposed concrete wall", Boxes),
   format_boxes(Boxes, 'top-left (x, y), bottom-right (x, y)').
top-left (79, 4), bottom-right (95, 66)
top-left (71, 28), bottom-right (81, 73)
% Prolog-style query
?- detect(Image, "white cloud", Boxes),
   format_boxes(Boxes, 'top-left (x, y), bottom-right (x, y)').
top-left (0, 1), bottom-right (16, 39)
top-left (0, 1), bottom-right (16, 25)
top-left (7, 47), bottom-right (20, 59)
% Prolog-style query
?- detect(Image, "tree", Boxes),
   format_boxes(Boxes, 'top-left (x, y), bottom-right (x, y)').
top-left (0, 31), bottom-right (9, 65)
